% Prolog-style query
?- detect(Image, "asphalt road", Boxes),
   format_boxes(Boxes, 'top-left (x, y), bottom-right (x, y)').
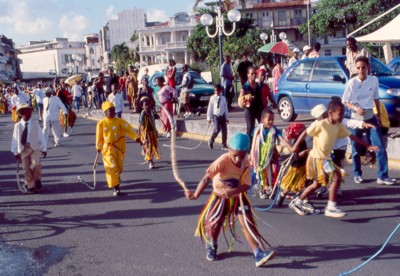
top-left (0, 114), bottom-right (399, 276)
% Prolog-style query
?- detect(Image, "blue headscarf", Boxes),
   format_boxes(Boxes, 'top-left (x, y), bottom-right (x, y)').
top-left (229, 132), bottom-right (250, 151)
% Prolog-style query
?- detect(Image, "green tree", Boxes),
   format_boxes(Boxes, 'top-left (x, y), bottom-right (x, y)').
top-left (111, 42), bottom-right (131, 71)
top-left (301, 0), bottom-right (399, 38)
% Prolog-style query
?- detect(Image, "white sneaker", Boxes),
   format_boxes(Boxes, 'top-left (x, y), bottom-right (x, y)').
top-left (353, 176), bottom-right (363, 184)
top-left (63, 132), bottom-right (70, 137)
top-left (377, 177), bottom-right (395, 185)
top-left (149, 161), bottom-right (154, 169)
top-left (324, 206), bottom-right (346, 218)
top-left (165, 132), bottom-right (171, 138)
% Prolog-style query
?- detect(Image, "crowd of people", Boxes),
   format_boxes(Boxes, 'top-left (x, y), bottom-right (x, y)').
top-left (5, 39), bottom-right (399, 268)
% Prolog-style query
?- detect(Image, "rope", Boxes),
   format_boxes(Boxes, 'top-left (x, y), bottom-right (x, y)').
top-left (15, 159), bottom-right (27, 193)
top-left (157, 101), bottom-right (188, 191)
top-left (162, 124), bottom-right (210, 150)
top-left (76, 152), bottom-right (99, 190)
top-left (254, 154), bottom-right (293, 212)
top-left (339, 223), bottom-right (400, 275)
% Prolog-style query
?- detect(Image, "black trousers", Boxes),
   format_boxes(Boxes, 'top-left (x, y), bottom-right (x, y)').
top-left (210, 115), bottom-right (228, 147)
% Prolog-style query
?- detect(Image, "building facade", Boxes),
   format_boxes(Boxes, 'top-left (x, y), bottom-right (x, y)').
top-left (17, 38), bottom-right (85, 81)
top-left (137, 12), bottom-right (197, 66)
top-left (83, 34), bottom-right (104, 78)
top-left (0, 35), bottom-right (21, 84)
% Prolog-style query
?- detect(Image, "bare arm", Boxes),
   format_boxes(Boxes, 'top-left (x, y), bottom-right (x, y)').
top-left (292, 130), bottom-right (308, 153)
top-left (349, 134), bottom-right (379, 152)
top-left (185, 175), bottom-right (211, 200)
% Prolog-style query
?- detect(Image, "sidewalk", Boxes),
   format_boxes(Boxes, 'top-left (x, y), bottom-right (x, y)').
top-left (81, 103), bottom-right (400, 169)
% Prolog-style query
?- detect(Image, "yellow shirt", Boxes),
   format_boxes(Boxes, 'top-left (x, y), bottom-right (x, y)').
top-left (373, 101), bottom-right (390, 129)
top-left (307, 119), bottom-right (351, 160)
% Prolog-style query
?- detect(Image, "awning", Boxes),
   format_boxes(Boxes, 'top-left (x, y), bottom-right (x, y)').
top-left (356, 14), bottom-right (400, 43)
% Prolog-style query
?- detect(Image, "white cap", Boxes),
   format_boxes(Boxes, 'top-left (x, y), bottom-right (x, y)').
top-left (303, 45), bottom-right (312, 51)
top-left (311, 104), bottom-right (327, 118)
top-left (293, 48), bottom-right (300, 53)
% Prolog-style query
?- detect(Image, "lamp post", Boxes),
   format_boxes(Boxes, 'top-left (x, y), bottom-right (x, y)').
top-left (260, 32), bottom-right (268, 44)
top-left (200, 0), bottom-right (241, 66)
top-left (71, 52), bottom-right (82, 74)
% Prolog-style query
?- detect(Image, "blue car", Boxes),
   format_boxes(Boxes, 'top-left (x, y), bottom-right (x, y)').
top-left (388, 56), bottom-right (400, 74)
top-left (274, 56), bottom-right (400, 122)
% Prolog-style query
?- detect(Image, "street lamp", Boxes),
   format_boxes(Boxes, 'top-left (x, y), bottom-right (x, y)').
top-left (71, 52), bottom-right (82, 74)
top-left (200, 0), bottom-right (241, 66)
top-left (279, 32), bottom-right (287, 42)
top-left (260, 32), bottom-right (268, 44)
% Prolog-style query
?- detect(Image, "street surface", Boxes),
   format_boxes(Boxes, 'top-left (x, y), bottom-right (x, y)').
top-left (0, 113), bottom-right (399, 276)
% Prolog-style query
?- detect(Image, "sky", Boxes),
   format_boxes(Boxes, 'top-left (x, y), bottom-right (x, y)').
top-left (0, 0), bottom-right (201, 46)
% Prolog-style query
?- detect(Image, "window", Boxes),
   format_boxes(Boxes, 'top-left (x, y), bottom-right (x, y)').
top-left (287, 60), bottom-right (314, 81)
top-left (311, 60), bottom-right (345, 82)
top-left (263, 12), bottom-right (268, 17)
top-left (278, 10), bottom-right (286, 26)
top-left (64, 54), bottom-right (72, 63)
top-left (294, 9), bottom-right (302, 18)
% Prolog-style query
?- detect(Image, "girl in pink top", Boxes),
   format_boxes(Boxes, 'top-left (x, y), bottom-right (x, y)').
top-left (156, 76), bottom-right (177, 137)
top-left (272, 59), bottom-right (283, 94)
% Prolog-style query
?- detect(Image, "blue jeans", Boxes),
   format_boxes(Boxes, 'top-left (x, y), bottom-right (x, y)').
top-left (74, 96), bottom-right (81, 111)
top-left (350, 116), bottom-right (388, 179)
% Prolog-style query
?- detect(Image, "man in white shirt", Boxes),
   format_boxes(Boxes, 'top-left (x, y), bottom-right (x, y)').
top-left (207, 84), bottom-right (229, 150)
top-left (32, 83), bottom-right (44, 121)
top-left (288, 48), bottom-right (300, 67)
top-left (107, 84), bottom-right (124, 118)
top-left (71, 81), bottom-right (83, 111)
top-left (11, 86), bottom-right (29, 121)
top-left (42, 87), bottom-right (68, 147)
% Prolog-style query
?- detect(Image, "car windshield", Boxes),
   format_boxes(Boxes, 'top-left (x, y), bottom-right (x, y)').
top-left (370, 58), bottom-right (396, 77)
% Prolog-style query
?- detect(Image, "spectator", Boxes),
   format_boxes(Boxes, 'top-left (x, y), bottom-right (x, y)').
top-left (178, 64), bottom-right (195, 118)
top-left (301, 45), bottom-right (312, 60)
top-left (345, 36), bottom-right (370, 77)
top-left (308, 42), bottom-right (321, 58)
top-left (220, 55), bottom-right (235, 109)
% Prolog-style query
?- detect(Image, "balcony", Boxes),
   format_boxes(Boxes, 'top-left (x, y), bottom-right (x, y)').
top-left (290, 18), bottom-right (306, 26)
top-left (166, 41), bottom-right (187, 49)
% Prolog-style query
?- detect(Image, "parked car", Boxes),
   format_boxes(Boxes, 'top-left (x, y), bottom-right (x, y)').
top-left (388, 56), bottom-right (400, 74)
top-left (273, 56), bottom-right (400, 122)
top-left (148, 69), bottom-right (214, 108)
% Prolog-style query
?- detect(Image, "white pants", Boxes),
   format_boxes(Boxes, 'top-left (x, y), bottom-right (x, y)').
top-left (43, 119), bottom-right (62, 144)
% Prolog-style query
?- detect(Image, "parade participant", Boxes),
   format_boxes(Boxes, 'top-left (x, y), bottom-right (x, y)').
top-left (276, 122), bottom-right (309, 207)
top-left (136, 77), bottom-right (155, 113)
top-left (94, 72), bottom-right (106, 107)
top-left (238, 66), bottom-right (264, 140)
top-left (71, 81), bottom-right (83, 112)
top-left (138, 97), bottom-right (160, 169)
top-left (342, 56), bottom-right (394, 185)
top-left (237, 54), bottom-right (253, 86)
top-left (118, 72), bottom-right (127, 100)
top-left (288, 48), bottom-right (301, 67)
top-left (105, 68), bottom-right (119, 98)
top-left (57, 81), bottom-right (74, 137)
top-left (96, 102), bottom-right (142, 196)
top-left (308, 42), bottom-right (321, 58)
top-left (127, 65), bottom-right (139, 112)
top-left (178, 64), bottom-right (194, 118)
top-left (156, 76), bottom-right (178, 138)
top-left (257, 68), bottom-right (277, 109)
top-left (271, 59), bottom-right (283, 94)
top-left (0, 91), bottom-right (8, 115)
top-left (141, 67), bottom-right (150, 83)
top-left (207, 84), bottom-right (229, 150)
top-left (345, 36), bottom-right (370, 77)
top-left (107, 84), bottom-right (124, 118)
top-left (301, 45), bottom-right (312, 60)
top-left (250, 109), bottom-right (293, 199)
top-left (11, 104), bottom-right (47, 193)
top-left (166, 59), bottom-right (177, 88)
top-left (185, 132), bottom-right (275, 267)
top-left (32, 83), bottom-right (44, 121)
top-left (290, 100), bottom-right (378, 218)
top-left (220, 55), bottom-right (235, 109)
top-left (11, 86), bottom-right (29, 122)
top-left (42, 87), bottom-right (68, 147)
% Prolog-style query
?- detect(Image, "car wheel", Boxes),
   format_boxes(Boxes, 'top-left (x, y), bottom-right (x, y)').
top-left (278, 97), bottom-right (297, 122)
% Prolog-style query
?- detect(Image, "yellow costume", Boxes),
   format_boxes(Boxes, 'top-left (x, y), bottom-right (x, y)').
top-left (96, 116), bottom-right (139, 188)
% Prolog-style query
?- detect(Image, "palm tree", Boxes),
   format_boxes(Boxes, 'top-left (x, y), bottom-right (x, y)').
top-left (111, 42), bottom-right (130, 70)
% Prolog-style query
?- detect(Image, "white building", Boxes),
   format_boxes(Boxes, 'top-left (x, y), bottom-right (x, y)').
top-left (102, 8), bottom-right (146, 54)
top-left (138, 12), bottom-right (197, 65)
top-left (17, 38), bottom-right (85, 81)
top-left (83, 34), bottom-right (104, 78)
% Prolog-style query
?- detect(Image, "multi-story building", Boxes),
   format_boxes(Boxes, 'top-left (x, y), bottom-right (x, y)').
top-left (17, 38), bottom-right (85, 81)
top-left (0, 35), bottom-right (21, 84)
top-left (235, 0), bottom-right (345, 56)
top-left (137, 12), bottom-right (197, 65)
top-left (83, 34), bottom-right (104, 78)
top-left (100, 8), bottom-right (146, 64)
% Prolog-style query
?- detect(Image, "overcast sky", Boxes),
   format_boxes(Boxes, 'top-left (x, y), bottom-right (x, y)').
top-left (0, 0), bottom-right (199, 46)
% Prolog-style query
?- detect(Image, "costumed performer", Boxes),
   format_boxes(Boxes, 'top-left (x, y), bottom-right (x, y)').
top-left (96, 102), bottom-right (142, 196)
top-left (185, 132), bottom-right (275, 267)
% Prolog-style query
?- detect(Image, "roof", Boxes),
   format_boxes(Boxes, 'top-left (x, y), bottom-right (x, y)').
top-left (356, 14), bottom-right (400, 43)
